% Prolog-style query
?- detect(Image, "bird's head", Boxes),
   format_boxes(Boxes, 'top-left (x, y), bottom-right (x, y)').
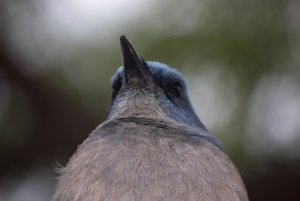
top-left (108, 36), bottom-right (207, 131)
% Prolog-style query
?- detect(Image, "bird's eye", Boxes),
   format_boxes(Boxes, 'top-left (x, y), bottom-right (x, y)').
top-left (172, 82), bottom-right (182, 97)
top-left (111, 80), bottom-right (122, 99)
top-left (111, 88), bottom-right (118, 99)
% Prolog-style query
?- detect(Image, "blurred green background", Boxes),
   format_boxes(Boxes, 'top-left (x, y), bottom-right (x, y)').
top-left (0, 0), bottom-right (300, 200)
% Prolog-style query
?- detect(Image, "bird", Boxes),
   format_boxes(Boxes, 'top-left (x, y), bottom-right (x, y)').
top-left (52, 35), bottom-right (249, 201)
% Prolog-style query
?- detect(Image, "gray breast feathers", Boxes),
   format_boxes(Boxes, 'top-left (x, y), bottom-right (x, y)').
top-left (52, 121), bottom-right (248, 201)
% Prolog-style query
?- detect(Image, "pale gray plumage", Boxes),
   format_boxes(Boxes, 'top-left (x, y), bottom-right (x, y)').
top-left (52, 35), bottom-right (249, 201)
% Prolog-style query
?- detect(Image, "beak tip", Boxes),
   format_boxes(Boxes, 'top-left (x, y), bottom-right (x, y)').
top-left (120, 34), bottom-right (126, 40)
top-left (120, 34), bottom-right (129, 48)
top-left (119, 35), bottom-right (153, 86)
top-left (119, 35), bottom-right (139, 64)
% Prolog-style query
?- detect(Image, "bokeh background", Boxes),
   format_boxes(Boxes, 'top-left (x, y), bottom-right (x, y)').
top-left (1, 0), bottom-right (300, 200)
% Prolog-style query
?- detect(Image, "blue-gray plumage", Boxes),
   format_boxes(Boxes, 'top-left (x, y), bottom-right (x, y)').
top-left (52, 35), bottom-right (248, 201)
top-left (110, 62), bottom-right (222, 149)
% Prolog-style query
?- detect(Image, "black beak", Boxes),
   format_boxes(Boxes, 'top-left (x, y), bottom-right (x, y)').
top-left (120, 35), bottom-right (153, 86)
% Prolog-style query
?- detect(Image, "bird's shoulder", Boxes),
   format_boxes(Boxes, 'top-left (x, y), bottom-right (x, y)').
top-left (86, 117), bottom-right (221, 149)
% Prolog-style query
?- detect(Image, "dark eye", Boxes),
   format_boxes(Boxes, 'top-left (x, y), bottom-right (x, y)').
top-left (172, 82), bottom-right (183, 97)
top-left (111, 88), bottom-right (118, 99)
top-left (111, 80), bottom-right (122, 99)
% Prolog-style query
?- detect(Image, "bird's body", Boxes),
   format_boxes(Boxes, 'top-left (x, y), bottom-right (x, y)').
top-left (53, 36), bottom-right (248, 201)
top-left (53, 118), bottom-right (247, 201)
